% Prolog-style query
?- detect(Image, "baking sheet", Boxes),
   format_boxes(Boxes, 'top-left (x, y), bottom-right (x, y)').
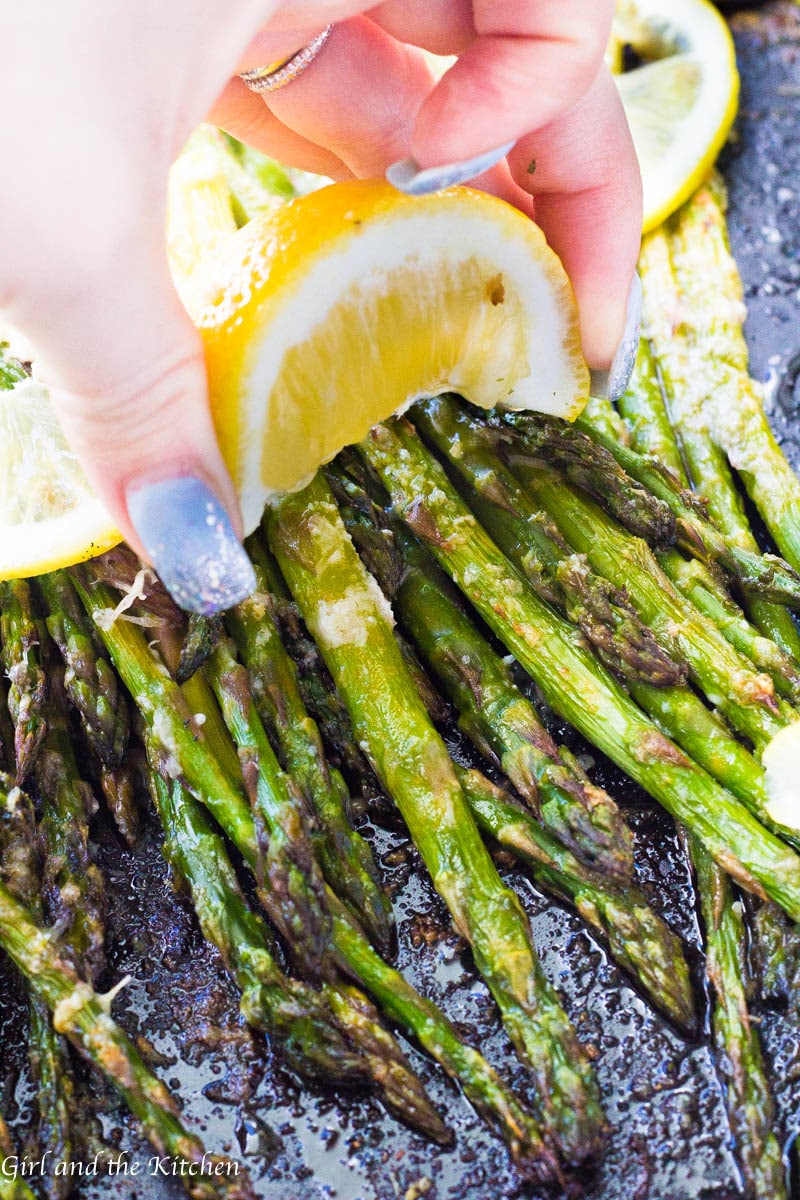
top-left (2, 5), bottom-right (800, 1197)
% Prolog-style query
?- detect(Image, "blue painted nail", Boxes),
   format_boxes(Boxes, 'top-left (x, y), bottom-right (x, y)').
top-left (589, 272), bottom-right (642, 403)
top-left (386, 141), bottom-right (516, 195)
top-left (126, 476), bottom-right (256, 614)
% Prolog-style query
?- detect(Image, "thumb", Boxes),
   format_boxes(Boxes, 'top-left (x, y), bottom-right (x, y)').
top-left (11, 210), bottom-right (255, 614)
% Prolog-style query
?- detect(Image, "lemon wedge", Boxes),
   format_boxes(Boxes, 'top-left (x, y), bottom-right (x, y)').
top-left (613, 0), bottom-right (740, 231)
top-left (196, 179), bottom-right (589, 534)
top-left (0, 178), bottom-right (587, 579)
top-left (0, 374), bottom-right (120, 579)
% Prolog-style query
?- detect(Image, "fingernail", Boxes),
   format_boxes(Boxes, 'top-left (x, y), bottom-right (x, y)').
top-left (126, 476), bottom-right (256, 614)
top-left (386, 141), bottom-right (516, 195)
top-left (589, 271), bottom-right (642, 402)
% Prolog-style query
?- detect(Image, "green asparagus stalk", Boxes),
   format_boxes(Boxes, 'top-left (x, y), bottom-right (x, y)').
top-left (145, 721), bottom-right (451, 1142)
top-left (0, 779), bottom-right (74, 1199)
top-left (420, 400), bottom-right (800, 829)
top-left (242, 544), bottom-right (382, 799)
top-left (70, 565), bottom-right (260, 864)
top-left (617, 337), bottom-right (684, 474)
top-left (0, 877), bottom-right (252, 1200)
top-left (507, 455), bottom-right (795, 754)
top-left (204, 635), bottom-right (333, 981)
top-left (510, 408), bottom-right (800, 609)
top-left (313, 978), bottom-right (451, 1144)
top-left (35, 667), bottom-right (106, 984)
top-left (328, 457), bottom-right (634, 881)
top-left (265, 472), bottom-right (604, 1167)
top-left (71, 565), bottom-right (331, 983)
top-left (659, 553), bottom-right (800, 703)
top-left (97, 762), bottom-right (142, 846)
top-left (414, 395), bottom-right (684, 688)
top-left (688, 836), bottom-right (786, 1199)
top-left (226, 544), bottom-right (393, 953)
top-left (150, 727), bottom-right (551, 1169)
top-left (638, 224), bottom-right (800, 662)
top-left (359, 418), bottom-right (800, 918)
top-left (668, 179), bottom-right (800, 577)
top-left (149, 768), bottom-right (429, 1104)
top-left (0, 579), bottom-right (47, 783)
top-left (597, 346), bottom-right (800, 684)
top-left (745, 896), bottom-right (800, 1008)
top-left (176, 613), bottom-right (225, 684)
top-left (74, 562), bottom-right (534, 1154)
top-left (37, 570), bottom-right (130, 768)
top-left (326, 892), bottom-right (560, 1182)
top-left (252, 552), bottom-right (378, 792)
top-left (455, 765), bottom-right (695, 1030)
top-left (0, 1113), bottom-right (39, 1200)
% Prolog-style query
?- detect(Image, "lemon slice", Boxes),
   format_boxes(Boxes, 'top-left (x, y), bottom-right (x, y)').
top-left (197, 179), bottom-right (589, 534)
top-left (613, 0), bottom-right (739, 232)
top-left (0, 375), bottom-right (120, 579)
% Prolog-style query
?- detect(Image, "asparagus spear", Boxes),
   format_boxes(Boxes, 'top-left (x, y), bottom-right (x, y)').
top-left (37, 569), bottom-right (130, 768)
top-left (35, 666), bottom-right (106, 984)
top-left (329, 457), bottom-right (634, 881)
top-left (150, 729), bottom-right (551, 1169)
top-left (71, 561), bottom-right (331, 982)
top-left (0, 779), bottom-right (74, 1199)
top-left (638, 225), bottom-right (800, 662)
top-left (204, 635), bottom-right (334, 981)
top-left (96, 762), bottom-right (142, 846)
top-left (617, 337), bottom-right (684, 474)
top-left (668, 179), bottom-right (800, 577)
top-left (327, 892), bottom-right (560, 1183)
top-left (252, 552), bottom-right (378, 791)
top-left (265, 472), bottom-right (604, 1167)
top-left (241, 545), bottom-right (382, 799)
top-left (506, 455), bottom-right (795, 754)
top-left (431, 408), bottom-right (800, 801)
top-left (359, 418), bottom-right (800, 918)
top-left (176, 612), bottom-right (225, 684)
top-left (414, 395), bottom-right (683, 688)
top-left (456, 765), bottom-right (695, 1030)
top-left (71, 562), bottom-right (265, 851)
top-left (0, 579), bottom-right (47, 783)
top-left (226, 544), bottom-right (393, 953)
top-left (688, 836), bottom-right (786, 1199)
top-left (599, 348), bottom-right (800, 688)
top-left (409, 407), bottom-right (800, 832)
top-left (746, 896), bottom-right (800, 1008)
top-left (660, 553), bottom-right (800, 703)
top-left (509, 408), bottom-right (800, 609)
top-left (0, 876), bottom-right (252, 1200)
top-left (0, 1113), bottom-right (39, 1200)
top-left (149, 767), bottom-right (441, 1121)
top-left (73, 562), bottom-right (532, 1154)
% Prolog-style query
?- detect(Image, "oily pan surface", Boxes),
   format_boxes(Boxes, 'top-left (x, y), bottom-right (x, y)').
top-left (2, 5), bottom-right (800, 1198)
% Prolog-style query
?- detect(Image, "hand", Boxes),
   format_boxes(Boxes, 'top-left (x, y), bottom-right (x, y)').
top-left (0, 0), bottom-right (641, 612)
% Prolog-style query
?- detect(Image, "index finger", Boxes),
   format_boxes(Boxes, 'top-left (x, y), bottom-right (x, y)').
top-left (376, 0), bottom-right (616, 166)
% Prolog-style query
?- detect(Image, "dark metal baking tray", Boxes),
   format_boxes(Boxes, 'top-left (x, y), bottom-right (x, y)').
top-left (2, 5), bottom-right (799, 1197)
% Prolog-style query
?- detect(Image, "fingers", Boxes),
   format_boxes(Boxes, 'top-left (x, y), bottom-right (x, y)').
top-left (250, 17), bottom-right (436, 179)
top-left (209, 78), bottom-right (351, 179)
top-left (367, 0), bottom-right (473, 55)
top-left (6, 191), bottom-right (256, 612)
top-left (506, 66), bottom-right (642, 367)
top-left (398, 0), bottom-right (615, 167)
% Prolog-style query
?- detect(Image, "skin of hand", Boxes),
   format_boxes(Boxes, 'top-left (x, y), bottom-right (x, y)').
top-left (0, 0), bottom-right (641, 612)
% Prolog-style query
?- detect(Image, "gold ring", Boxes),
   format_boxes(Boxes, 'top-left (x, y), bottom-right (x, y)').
top-left (238, 26), bottom-right (334, 95)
